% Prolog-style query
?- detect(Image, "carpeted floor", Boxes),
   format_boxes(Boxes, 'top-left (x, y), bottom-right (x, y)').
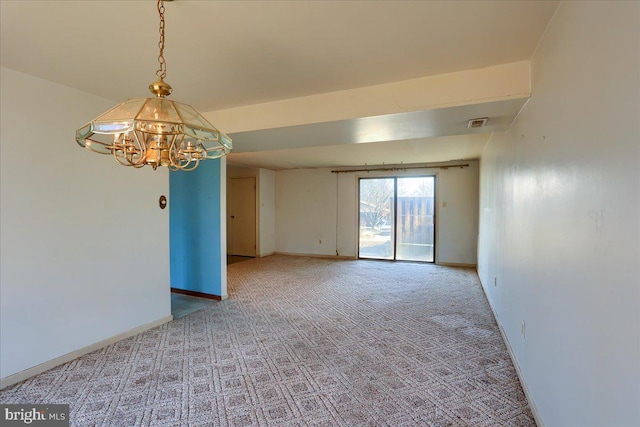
top-left (0, 255), bottom-right (536, 426)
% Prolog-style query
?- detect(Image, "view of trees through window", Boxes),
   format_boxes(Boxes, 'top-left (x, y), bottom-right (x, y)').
top-left (359, 176), bottom-right (435, 262)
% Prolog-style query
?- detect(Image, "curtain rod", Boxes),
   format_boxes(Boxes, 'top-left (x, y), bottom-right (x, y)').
top-left (331, 163), bottom-right (470, 174)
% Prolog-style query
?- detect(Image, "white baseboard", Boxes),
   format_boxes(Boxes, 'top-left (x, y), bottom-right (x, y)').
top-left (275, 251), bottom-right (356, 260)
top-left (258, 252), bottom-right (275, 258)
top-left (437, 261), bottom-right (477, 268)
top-left (0, 315), bottom-right (173, 389)
top-left (274, 253), bottom-right (475, 265)
top-left (477, 274), bottom-right (544, 427)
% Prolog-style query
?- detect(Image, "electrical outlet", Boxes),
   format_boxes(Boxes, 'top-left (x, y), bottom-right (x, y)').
top-left (521, 321), bottom-right (526, 338)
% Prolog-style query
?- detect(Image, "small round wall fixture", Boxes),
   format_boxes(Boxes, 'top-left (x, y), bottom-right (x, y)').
top-left (159, 195), bottom-right (168, 209)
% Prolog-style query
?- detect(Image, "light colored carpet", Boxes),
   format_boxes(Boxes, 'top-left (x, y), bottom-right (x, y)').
top-left (0, 255), bottom-right (536, 426)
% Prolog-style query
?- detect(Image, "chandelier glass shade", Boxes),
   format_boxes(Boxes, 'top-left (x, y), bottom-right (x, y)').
top-left (75, 96), bottom-right (232, 171)
top-left (75, 0), bottom-right (231, 171)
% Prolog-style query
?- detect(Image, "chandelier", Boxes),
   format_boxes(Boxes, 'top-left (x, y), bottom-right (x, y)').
top-left (75, 0), bottom-right (232, 171)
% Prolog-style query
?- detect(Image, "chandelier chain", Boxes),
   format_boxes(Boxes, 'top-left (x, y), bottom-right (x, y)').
top-left (156, 0), bottom-right (167, 79)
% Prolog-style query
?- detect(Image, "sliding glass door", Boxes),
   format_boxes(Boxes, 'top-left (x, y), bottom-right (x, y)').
top-left (358, 176), bottom-right (435, 262)
top-left (396, 177), bottom-right (435, 262)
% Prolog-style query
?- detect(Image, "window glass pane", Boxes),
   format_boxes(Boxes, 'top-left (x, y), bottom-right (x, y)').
top-left (396, 177), bottom-right (435, 262)
top-left (359, 178), bottom-right (394, 260)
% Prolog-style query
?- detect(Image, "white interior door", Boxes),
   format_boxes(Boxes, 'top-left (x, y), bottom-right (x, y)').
top-left (229, 177), bottom-right (256, 256)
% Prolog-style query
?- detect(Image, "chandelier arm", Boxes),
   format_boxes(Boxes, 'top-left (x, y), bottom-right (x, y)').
top-left (122, 131), bottom-right (147, 167)
top-left (169, 134), bottom-right (184, 169)
top-left (132, 131), bottom-right (147, 160)
top-left (167, 134), bottom-right (181, 167)
top-left (180, 158), bottom-right (200, 172)
top-left (113, 148), bottom-right (136, 167)
top-left (169, 138), bottom-right (197, 170)
top-left (110, 133), bottom-right (135, 166)
top-left (116, 148), bottom-right (141, 167)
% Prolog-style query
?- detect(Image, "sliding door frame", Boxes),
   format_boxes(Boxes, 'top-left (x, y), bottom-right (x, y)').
top-left (357, 175), bottom-right (436, 263)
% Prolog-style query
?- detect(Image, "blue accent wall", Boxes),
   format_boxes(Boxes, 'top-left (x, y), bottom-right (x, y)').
top-left (169, 159), bottom-right (223, 296)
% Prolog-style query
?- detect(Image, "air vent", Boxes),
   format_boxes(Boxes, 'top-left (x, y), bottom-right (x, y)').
top-left (467, 117), bottom-right (488, 129)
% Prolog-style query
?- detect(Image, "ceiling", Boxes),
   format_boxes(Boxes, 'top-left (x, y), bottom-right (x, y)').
top-left (0, 0), bottom-right (559, 170)
top-left (227, 98), bottom-right (529, 169)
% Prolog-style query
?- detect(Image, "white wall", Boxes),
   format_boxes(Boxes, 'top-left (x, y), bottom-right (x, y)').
top-left (0, 68), bottom-right (171, 380)
top-left (276, 162), bottom-right (479, 264)
top-left (258, 168), bottom-right (276, 256)
top-left (477, 2), bottom-right (639, 426)
top-left (276, 169), bottom-right (339, 256)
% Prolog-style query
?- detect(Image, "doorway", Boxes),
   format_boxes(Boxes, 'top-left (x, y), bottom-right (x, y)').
top-left (358, 176), bottom-right (435, 262)
top-left (228, 177), bottom-right (256, 257)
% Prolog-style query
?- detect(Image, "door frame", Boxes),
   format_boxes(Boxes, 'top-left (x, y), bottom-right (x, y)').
top-left (228, 176), bottom-right (257, 257)
top-left (357, 175), bottom-right (436, 263)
